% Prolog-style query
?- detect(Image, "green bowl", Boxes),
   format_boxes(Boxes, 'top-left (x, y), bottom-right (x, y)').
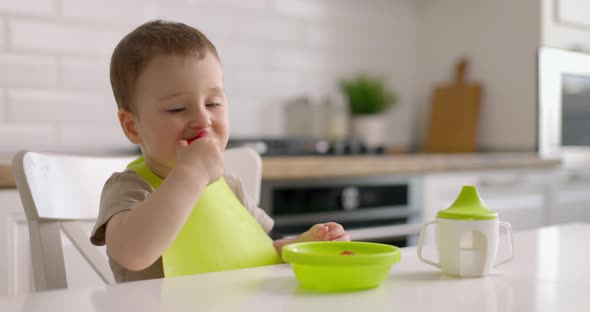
top-left (282, 241), bottom-right (401, 291)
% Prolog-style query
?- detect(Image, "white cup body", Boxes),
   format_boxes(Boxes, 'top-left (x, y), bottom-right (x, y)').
top-left (436, 218), bottom-right (499, 277)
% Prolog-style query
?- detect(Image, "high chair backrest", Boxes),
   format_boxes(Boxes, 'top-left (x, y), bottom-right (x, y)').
top-left (223, 147), bottom-right (262, 204)
top-left (12, 147), bottom-right (262, 291)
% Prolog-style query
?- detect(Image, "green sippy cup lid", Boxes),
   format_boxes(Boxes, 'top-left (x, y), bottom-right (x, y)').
top-left (437, 186), bottom-right (498, 220)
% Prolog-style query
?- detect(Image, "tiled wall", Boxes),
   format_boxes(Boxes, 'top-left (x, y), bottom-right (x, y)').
top-left (0, 0), bottom-right (417, 154)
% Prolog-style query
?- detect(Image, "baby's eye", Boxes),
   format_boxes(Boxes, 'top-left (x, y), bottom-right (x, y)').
top-left (206, 103), bottom-right (221, 108)
top-left (166, 107), bottom-right (186, 113)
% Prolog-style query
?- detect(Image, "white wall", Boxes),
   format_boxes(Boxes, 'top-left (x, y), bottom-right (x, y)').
top-left (0, 0), bottom-right (418, 154)
top-left (415, 0), bottom-right (541, 152)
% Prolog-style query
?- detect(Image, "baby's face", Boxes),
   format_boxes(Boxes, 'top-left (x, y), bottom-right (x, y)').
top-left (129, 52), bottom-right (229, 175)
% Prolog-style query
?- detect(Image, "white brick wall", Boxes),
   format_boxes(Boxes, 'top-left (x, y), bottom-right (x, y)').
top-left (10, 19), bottom-right (125, 56)
top-left (0, 18), bottom-right (5, 48)
top-left (158, 5), bottom-right (234, 39)
top-left (233, 16), bottom-right (301, 44)
top-left (272, 0), bottom-right (327, 19)
top-left (0, 0), bottom-right (417, 154)
top-left (0, 123), bottom-right (59, 151)
top-left (0, 88), bottom-right (5, 121)
top-left (0, 53), bottom-right (58, 86)
top-left (0, 0), bottom-right (56, 16)
top-left (215, 40), bottom-right (266, 68)
top-left (61, 56), bottom-right (111, 90)
top-left (61, 0), bottom-right (159, 26)
top-left (7, 88), bottom-right (110, 123)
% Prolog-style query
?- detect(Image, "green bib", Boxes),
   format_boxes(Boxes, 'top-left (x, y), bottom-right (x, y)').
top-left (127, 157), bottom-right (282, 277)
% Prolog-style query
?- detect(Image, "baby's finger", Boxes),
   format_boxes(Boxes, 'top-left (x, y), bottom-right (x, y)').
top-left (310, 224), bottom-right (329, 240)
top-left (324, 222), bottom-right (344, 232)
top-left (176, 140), bottom-right (189, 150)
top-left (324, 223), bottom-right (345, 238)
top-left (327, 227), bottom-right (345, 240)
top-left (332, 232), bottom-right (351, 242)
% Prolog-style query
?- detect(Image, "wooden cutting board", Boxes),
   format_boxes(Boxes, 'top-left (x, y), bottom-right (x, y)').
top-left (424, 59), bottom-right (481, 153)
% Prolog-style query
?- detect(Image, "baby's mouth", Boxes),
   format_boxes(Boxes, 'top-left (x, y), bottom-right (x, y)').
top-left (187, 130), bottom-right (208, 145)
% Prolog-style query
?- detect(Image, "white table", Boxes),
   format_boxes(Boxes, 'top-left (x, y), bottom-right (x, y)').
top-left (2, 223), bottom-right (589, 312)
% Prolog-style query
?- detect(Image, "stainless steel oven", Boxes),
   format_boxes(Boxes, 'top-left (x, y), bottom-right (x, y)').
top-left (261, 175), bottom-right (423, 247)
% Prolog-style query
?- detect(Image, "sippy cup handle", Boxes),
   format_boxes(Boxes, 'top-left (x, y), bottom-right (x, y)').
top-left (494, 221), bottom-right (514, 268)
top-left (417, 220), bottom-right (441, 269)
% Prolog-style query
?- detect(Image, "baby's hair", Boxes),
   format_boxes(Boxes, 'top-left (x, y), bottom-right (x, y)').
top-left (110, 19), bottom-right (220, 112)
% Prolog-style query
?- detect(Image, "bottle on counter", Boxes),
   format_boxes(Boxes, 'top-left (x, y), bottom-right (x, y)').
top-left (324, 91), bottom-right (349, 142)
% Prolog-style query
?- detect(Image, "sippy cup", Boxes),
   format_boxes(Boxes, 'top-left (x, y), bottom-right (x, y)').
top-left (417, 186), bottom-right (514, 277)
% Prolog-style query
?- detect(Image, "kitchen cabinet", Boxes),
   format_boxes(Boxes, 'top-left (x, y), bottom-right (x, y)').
top-left (422, 168), bottom-right (554, 241)
top-left (0, 190), bottom-right (33, 296)
top-left (554, 0), bottom-right (590, 29)
top-left (543, 0), bottom-right (590, 50)
top-left (0, 189), bottom-right (104, 296)
top-left (551, 168), bottom-right (590, 224)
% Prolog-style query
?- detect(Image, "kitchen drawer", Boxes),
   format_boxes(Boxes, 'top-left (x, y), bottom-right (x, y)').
top-left (552, 168), bottom-right (590, 224)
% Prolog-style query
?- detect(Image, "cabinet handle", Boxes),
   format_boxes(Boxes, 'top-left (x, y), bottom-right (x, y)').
top-left (477, 176), bottom-right (525, 188)
top-left (340, 187), bottom-right (360, 211)
top-left (566, 173), bottom-right (590, 183)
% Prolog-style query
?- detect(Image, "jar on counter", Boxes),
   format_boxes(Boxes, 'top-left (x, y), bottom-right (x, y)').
top-left (284, 94), bottom-right (328, 139)
top-left (324, 91), bottom-right (349, 141)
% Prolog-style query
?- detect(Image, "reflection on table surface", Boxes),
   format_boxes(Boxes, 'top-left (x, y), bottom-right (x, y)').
top-left (1, 223), bottom-right (589, 312)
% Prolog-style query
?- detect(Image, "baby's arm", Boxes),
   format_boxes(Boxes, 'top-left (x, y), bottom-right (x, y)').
top-left (105, 137), bottom-right (223, 271)
top-left (272, 222), bottom-right (350, 256)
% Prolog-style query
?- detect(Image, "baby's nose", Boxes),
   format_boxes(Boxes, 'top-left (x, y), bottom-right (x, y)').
top-left (189, 113), bottom-right (211, 129)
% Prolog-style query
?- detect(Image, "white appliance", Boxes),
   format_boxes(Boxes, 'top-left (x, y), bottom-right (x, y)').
top-left (538, 47), bottom-right (590, 166)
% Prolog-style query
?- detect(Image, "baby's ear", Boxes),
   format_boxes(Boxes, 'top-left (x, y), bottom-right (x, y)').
top-left (118, 109), bottom-right (141, 144)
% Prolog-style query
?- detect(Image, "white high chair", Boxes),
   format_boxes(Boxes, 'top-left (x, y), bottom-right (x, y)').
top-left (12, 147), bottom-right (262, 291)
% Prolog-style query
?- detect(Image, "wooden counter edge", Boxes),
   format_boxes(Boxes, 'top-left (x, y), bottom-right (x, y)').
top-left (261, 156), bottom-right (562, 180)
top-left (0, 162), bottom-right (15, 189)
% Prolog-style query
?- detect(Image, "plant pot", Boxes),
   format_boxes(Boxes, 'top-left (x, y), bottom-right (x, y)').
top-left (351, 114), bottom-right (386, 149)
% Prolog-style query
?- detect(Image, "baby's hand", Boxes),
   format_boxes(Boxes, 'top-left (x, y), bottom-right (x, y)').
top-left (175, 133), bottom-right (224, 185)
top-left (298, 222), bottom-right (350, 242)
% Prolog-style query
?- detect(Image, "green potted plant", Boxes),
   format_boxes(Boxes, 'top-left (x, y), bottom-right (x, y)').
top-left (340, 74), bottom-right (398, 149)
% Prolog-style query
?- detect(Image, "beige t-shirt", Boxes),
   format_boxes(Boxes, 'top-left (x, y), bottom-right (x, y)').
top-left (90, 170), bottom-right (274, 283)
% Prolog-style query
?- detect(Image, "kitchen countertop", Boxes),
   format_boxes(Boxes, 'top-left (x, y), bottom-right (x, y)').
top-left (2, 223), bottom-right (589, 311)
top-left (261, 152), bottom-right (561, 180)
top-left (0, 161), bottom-right (14, 189)
top-left (0, 152), bottom-right (561, 188)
